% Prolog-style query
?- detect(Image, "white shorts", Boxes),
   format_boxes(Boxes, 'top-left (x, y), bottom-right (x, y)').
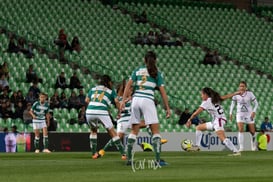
top-left (206, 118), bottom-right (226, 131)
top-left (236, 113), bottom-right (255, 124)
top-left (130, 97), bottom-right (159, 125)
top-left (117, 121), bottom-right (131, 134)
top-left (86, 114), bottom-right (113, 129)
top-left (33, 120), bottom-right (47, 130)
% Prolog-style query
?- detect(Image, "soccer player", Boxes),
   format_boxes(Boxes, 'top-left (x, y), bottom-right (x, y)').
top-left (85, 75), bottom-right (126, 160)
top-left (29, 92), bottom-right (51, 153)
top-left (229, 81), bottom-right (259, 151)
top-left (120, 51), bottom-right (171, 166)
top-left (186, 87), bottom-right (241, 156)
top-left (98, 81), bottom-right (167, 156)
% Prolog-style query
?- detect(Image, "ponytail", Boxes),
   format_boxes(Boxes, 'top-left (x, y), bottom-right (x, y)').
top-left (99, 75), bottom-right (112, 89)
top-left (202, 87), bottom-right (222, 104)
top-left (145, 51), bottom-right (158, 78)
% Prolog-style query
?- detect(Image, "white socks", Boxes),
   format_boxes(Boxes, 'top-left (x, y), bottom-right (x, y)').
top-left (195, 130), bottom-right (202, 147)
top-left (223, 138), bottom-right (239, 153)
top-left (238, 132), bottom-right (244, 151)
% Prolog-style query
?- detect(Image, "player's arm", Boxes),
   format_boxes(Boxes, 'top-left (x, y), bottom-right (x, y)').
top-left (85, 96), bottom-right (90, 104)
top-left (159, 85), bottom-right (170, 118)
top-left (29, 109), bottom-right (36, 119)
top-left (251, 98), bottom-right (258, 120)
top-left (229, 99), bottom-right (236, 121)
top-left (186, 107), bottom-right (204, 127)
top-left (114, 97), bottom-right (120, 110)
top-left (221, 91), bottom-right (242, 100)
top-left (120, 79), bottom-right (133, 111)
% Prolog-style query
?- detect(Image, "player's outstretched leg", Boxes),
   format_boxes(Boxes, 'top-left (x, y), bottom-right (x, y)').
top-left (112, 136), bottom-right (126, 160)
top-left (99, 139), bottom-right (113, 157)
top-left (223, 138), bottom-right (241, 156)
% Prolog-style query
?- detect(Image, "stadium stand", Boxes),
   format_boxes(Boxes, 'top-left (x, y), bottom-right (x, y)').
top-left (0, 0), bottom-right (272, 133)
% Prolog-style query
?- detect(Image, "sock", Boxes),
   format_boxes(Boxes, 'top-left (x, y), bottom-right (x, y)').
top-left (146, 126), bottom-right (152, 137)
top-left (152, 134), bottom-right (161, 162)
top-left (223, 138), bottom-right (238, 153)
top-left (112, 136), bottom-right (125, 155)
top-left (238, 132), bottom-right (244, 150)
top-left (43, 136), bottom-right (49, 149)
top-left (89, 134), bottom-right (97, 155)
top-left (195, 130), bottom-right (202, 147)
top-left (251, 133), bottom-right (256, 143)
top-left (127, 134), bottom-right (136, 161)
top-left (250, 132), bottom-right (256, 150)
top-left (34, 137), bottom-right (39, 150)
top-left (103, 139), bottom-right (113, 151)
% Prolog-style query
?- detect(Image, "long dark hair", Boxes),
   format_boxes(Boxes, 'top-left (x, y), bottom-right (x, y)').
top-left (202, 87), bottom-right (222, 104)
top-left (117, 79), bottom-right (126, 95)
top-left (145, 51), bottom-right (158, 78)
top-left (100, 75), bottom-right (112, 89)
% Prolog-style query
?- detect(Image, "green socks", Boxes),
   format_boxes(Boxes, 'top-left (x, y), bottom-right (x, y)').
top-left (89, 134), bottom-right (97, 155)
top-left (127, 134), bottom-right (137, 161)
top-left (152, 134), bottom-right (162, 161)
top-left (43, 136), bottom-right (49, 149)
top-left (112, 136), bottom-right (125, 155)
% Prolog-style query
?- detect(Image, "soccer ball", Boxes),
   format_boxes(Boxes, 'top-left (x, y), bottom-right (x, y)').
top-left (181, 139), bottom-right (193, 151)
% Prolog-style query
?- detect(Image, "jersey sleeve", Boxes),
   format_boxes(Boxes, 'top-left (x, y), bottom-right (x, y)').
top-left (200, 100), bottom-right (208, 110)
top-left (130, 68), bottom-right (137, 82)
top-left (45, 102), bottom-right (50, 114)
top-left (31, 102), bottom-right (37, 111)
top-left (111, 89), bottom-right (117, 104)
top-left (156, 71), bottom-right (165, 87)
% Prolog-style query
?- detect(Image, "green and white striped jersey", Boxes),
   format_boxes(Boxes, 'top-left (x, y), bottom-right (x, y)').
top-left (117, 96), bottom-right (131, 124)
top-left (31, 101), bottom-right (50, 122)
top-left (130, 66), bottom-right (164, 100)
top-left (86, 85), bottom-right (117, 115)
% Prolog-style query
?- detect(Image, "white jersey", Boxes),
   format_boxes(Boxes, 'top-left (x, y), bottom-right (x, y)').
top-left (229, 91), bottom-right (258, 115)
top-left (200, 98), bottom-right (226, 120)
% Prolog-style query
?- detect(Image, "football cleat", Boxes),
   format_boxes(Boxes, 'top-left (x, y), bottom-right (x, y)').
top-left (161, 139), bottom-right (168, 144)
top-left (121, 154), bottom-right (127, 160)
top-left (98, 149), bottom-right (105, 157)
top-left (251, 142), bottom-right (257, 151)
top-left (35, 149), bottom-right (40, 153)
top-left (43, 149), bottom-right (51, 153)
top-left (92, 153), bottom-right (101, 159)
top-left (228, 152), bottom-right (241, 157)
top-left (126, 160), bottom-right (132, 166)
top-left (187, 145), bottom-right (200, 152)
top-left (155, 159), bottom-right (168, 166)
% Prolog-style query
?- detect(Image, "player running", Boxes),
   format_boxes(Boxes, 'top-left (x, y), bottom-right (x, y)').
top-left (229, 81), bottom-right (259, 151)
top-left (85, 75), bottom-right (126, 160)
top-left (186, 87), bottom-right (241, 156)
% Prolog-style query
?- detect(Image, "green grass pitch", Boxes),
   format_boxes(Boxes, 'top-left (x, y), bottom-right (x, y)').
top-left (0, 151), bottom-right (272, 182)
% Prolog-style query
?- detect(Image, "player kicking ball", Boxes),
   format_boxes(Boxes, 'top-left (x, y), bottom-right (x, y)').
top-left (186, 87), bottom-right (241, 156)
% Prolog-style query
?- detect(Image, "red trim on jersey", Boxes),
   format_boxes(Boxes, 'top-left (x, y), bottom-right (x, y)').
top-left (218, 118), bottom-right (227, 127)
